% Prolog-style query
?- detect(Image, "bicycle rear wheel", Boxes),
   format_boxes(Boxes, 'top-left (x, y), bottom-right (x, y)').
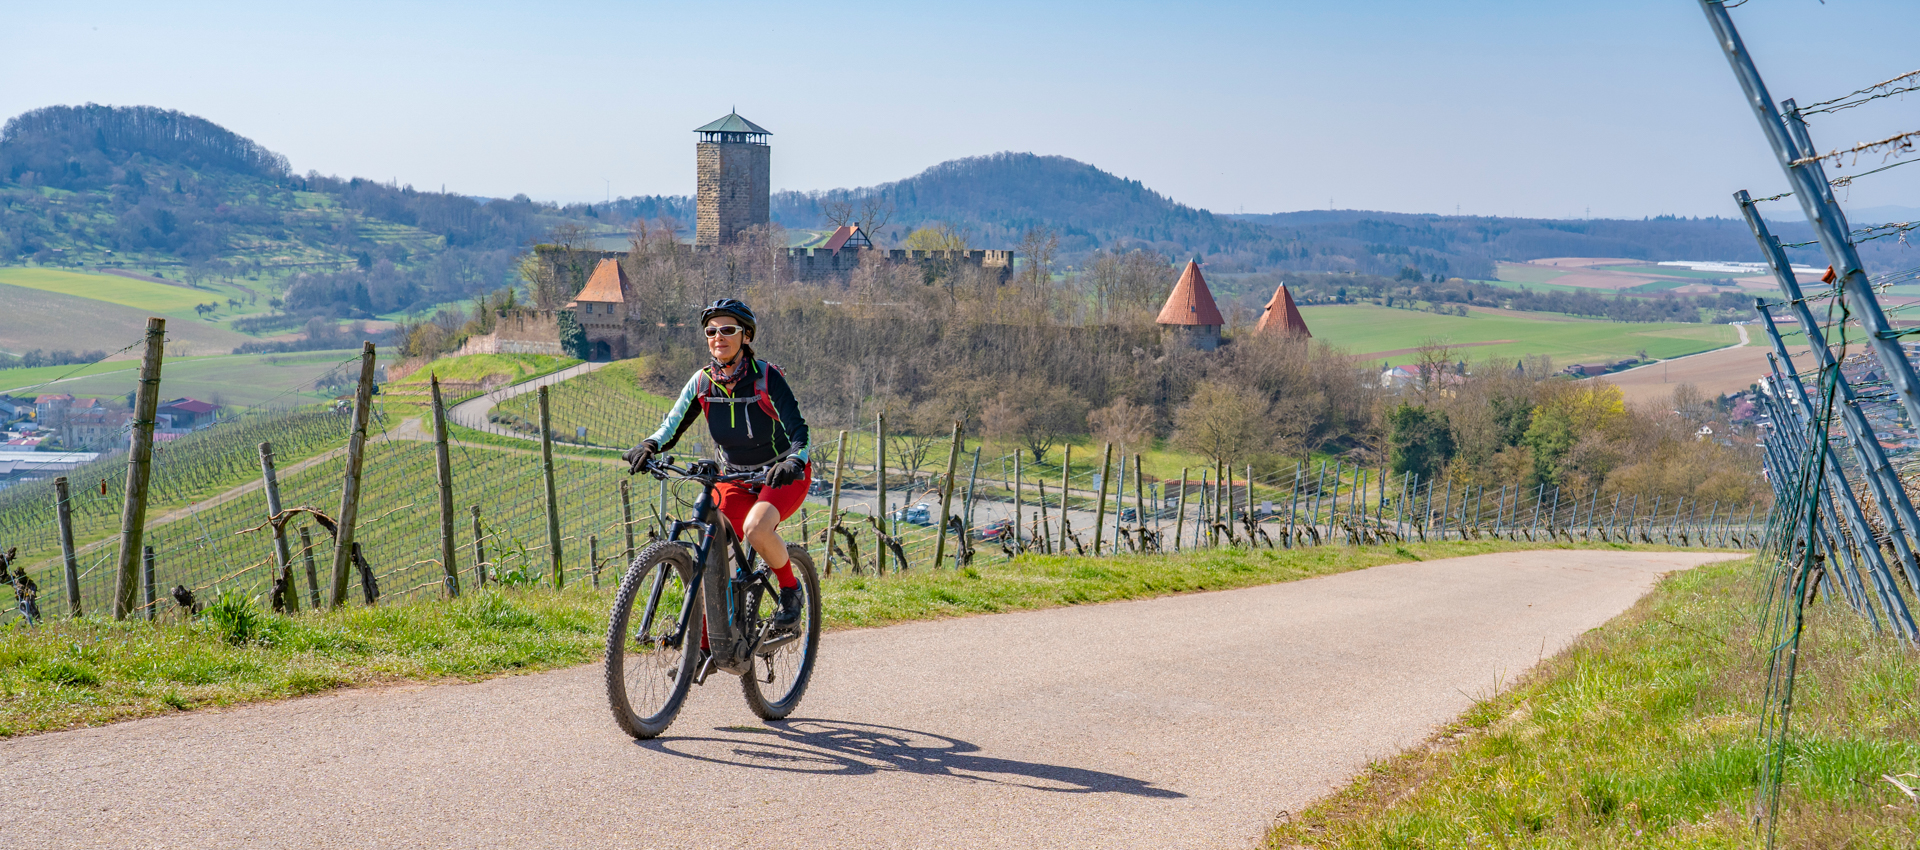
top-left (606, 541), bottom-right (701, 739)
top-left (741, 544), bottom-right (821, 720)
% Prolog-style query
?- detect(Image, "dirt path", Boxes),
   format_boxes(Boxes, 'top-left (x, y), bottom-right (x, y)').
top-left (0, 549), bottom-right (1735, 849)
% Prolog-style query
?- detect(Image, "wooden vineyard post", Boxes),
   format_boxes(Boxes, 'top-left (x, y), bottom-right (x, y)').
top-left (113, 316), bottom-right (166, 620)
top-left (619, 480), bottom-right (636, 565)
top-left (54, 476), bottom-right (80, 617)
top-left (430, 376), bottom-right (460, 598)
top-left (1092, 443), bottom-right (1113, 556)
top-left (298, 526), bottom-right (321, 609)
top-left (876, 415), bottom-right (888, 573)
top-left (1013, 452), bottom-right (1024, 550)
top-left (964, 447), bottom-right (981, 531)
top-left (1058, 444), bottom-right (1072, 554)
top-left (258, 442), bottom-right (298, 613)
top-left (1136, 454), bottom-right (1149, 549)
top-left (328, 341), bottom-right (378, 609)
top-left (934, 421), bottom-right (964, 570)
top-left (1174, 467), bottom-right (1189, 552)
top-left (1246, 464), bottom-right (1255, 544)
top-left (141, 545), bottom-right (156, 621)
top-left (470, 505), bottom-right (487, 586)
top-left (539, 385), bottom-right (563, 588)
top-left (828, 431), bottom-right (847, 576)
top-left (589, 535), bottom-right (600, 589)
top-left (1035, 479), bottom-right (1052, 555)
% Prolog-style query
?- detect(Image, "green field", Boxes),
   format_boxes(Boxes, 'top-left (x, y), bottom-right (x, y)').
top-left (1299, 303), bottom-right (1738, 367)
top-left (0, 350), bottom-right (374, 408)
top-left (1595, 263), bottom-right (1737, 280)
top-left (0, 268), bottom-right (255, 318)
top-left (1493, 262), bottom-right (1571, 285)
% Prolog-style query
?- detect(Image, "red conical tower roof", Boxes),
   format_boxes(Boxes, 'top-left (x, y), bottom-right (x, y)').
top-left (1256, 283), bottom-right (1310, 337)
top-left (1155, 260), bottom-right (1224, 327)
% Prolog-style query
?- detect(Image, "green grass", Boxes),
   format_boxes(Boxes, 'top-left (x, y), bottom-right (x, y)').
top-left (0, 539), bottom-right (1655, 737)
top-left (0, 268), bottom-right (240, 317)
top-left (0, 350), bottom-right (371, 408)
top-left (1299, 303), bottom-right (1737, 366)
top-left (489, 358), bottom-right (672, 446)
top-left (1265, 556), bottom-right (1920, 848)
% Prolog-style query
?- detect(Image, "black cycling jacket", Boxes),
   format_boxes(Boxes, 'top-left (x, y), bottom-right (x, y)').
top-left (646, 359), bottom-right (810, 469)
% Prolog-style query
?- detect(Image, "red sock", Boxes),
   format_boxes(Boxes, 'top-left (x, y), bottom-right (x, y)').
top-left (773, 558), bottom-right (798, 589)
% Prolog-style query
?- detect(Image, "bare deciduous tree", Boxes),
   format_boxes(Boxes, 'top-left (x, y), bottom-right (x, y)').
top-left (1088, 397), bottom-right (1154, 457)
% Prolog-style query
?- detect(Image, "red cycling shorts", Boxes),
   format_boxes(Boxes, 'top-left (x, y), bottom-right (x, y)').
top-left (713, 462), bottom-right (812, 537)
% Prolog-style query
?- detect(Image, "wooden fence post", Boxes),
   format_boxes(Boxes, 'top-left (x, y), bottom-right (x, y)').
top-left (470, 505), bottom-right (487, 585)
top-left (1092, 443), bottom-right (1113, 556)
top-left (964, 447), bottom-right (981, 531)
top-left (430, 375), bottom-right (460, 598)
top-left (1058, 444), bottom-right (1071, 554)
top-left (828, 430), bottom-right (847, 575)
top-left (1013, 452), bottom-right (1024, 549)
top-left (589, 535), bottom-right (601, 589)
top-left (258, 442), bottom-right (298, 613)
top-left (620, 479), bottom-right (636, 565)
top-left (298, 526), bottom-right (321, 609)
top-left (539, 385), bottom-right (563, 588)
top-left (113, 316), bottom-right (166, 620)
top-left (328, 341), bottom-right (378, 609)
top-left (1174, 467), bottom-right (1189, 552)
top-left (141, 545), bottom-right (156, 621)
top-left (934, 421), bottom-right (963, 569)
top-left (1035, 479), bottom-right (1052, 554)
top-left (1135, 454), bottom-right (1149, 548)
top-left (875, 414), bottom-right (888, 573)
top-left (54, 476), bottom-right (80, 617)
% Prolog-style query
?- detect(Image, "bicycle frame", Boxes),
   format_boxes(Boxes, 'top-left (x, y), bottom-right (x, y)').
top-left (639, 458), bottom-right (797, 677)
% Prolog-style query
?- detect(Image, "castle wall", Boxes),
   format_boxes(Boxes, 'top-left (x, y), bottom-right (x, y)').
top-left (455, 309), bottom-right (565, 356)
top-left (695, 142), bottom-right (770, 247)
top-left (785, 247), bottom-right (1014, 282)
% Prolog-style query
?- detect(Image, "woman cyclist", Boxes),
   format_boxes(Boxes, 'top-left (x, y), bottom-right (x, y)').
top-left (624, 298), bottom-right (810, 628)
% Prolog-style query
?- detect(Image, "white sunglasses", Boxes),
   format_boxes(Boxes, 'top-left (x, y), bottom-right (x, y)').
top-left (704, 325), bottom-right (745, 338)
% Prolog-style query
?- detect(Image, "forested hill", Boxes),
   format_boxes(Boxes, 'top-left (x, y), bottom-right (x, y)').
top-left (3, 104), bottom-right (1900, 305)
top-left (0, 105), bottom-right (595, 316)
top-left (617, 152), bottom-right (1854, 277)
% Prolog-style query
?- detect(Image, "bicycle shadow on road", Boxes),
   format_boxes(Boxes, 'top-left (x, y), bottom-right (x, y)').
top-left (640, 719), bottom-right (1185, 799)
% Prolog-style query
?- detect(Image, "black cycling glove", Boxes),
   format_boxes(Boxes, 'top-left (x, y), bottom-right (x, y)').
top-left (767, 456), bottom-right (806, 488)
top-left (623, 439), bottom-right (659, 474)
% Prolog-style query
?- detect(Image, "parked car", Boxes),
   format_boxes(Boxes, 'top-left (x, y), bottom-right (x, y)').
top-left (1119, 507), bottom-right (1137, 523)
top-left (976, 518), bottom-right (1014, 541)
top-left (889, 502), bottom-right (933, 526)
top-left (808, 478), bottom-right (832, 496)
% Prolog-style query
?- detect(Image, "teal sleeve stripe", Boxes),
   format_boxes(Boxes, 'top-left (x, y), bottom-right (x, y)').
top-left (647, 374), bottom-right (703, 448)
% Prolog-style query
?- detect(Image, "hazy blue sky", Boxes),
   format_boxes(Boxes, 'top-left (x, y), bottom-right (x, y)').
top-left (6, 1), bottom-right (1916, 219)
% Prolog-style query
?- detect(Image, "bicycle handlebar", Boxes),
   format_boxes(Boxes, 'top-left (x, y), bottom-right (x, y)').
top-left (636, 445), bottom-right (799, 486)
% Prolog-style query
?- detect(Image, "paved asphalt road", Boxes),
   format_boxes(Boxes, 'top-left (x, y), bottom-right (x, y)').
top-left (0, 549), bottom-right (1736, 849)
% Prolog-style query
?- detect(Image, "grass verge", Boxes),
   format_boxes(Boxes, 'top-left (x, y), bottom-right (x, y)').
top-left (1, 539), bottom-right (1639, 737)
top-left (1264, 556), bottom-right (1920, 848)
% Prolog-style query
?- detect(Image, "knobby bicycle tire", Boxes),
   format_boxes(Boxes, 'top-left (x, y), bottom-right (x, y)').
top-left (605, 541), bottom-right (701, 739)
top-left (741, 544), bottom-right (822, 720)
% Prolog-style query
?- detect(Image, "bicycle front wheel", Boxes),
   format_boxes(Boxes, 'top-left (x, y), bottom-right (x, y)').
top-left (741, 544), bottom-right (821, 720)
top-left (606, 541), bottom-right (701, 739)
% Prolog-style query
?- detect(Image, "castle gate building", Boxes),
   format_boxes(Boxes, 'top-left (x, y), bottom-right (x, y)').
top-left (694, 111), bottom-right (771, 248)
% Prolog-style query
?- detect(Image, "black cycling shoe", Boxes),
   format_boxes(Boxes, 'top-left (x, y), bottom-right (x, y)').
top-left (773, 585), bottom-right (802, 627)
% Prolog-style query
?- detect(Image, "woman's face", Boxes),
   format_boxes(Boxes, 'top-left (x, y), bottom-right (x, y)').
top-left (706, 316), bottom-right (745, 362)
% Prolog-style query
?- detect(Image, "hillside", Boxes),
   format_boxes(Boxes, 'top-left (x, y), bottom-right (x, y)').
top-left (3, 103), bottom-right (1904, 312)
top-left (0, 105), bottom-right (609, 321)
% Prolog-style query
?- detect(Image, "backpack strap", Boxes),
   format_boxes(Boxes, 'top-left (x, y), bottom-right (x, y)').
top-left (754, 360), bottom-right (781, 422)
top-left (692, 370), bottom-right (714, 418)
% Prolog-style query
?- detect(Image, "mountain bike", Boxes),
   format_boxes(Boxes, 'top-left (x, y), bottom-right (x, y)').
top-left (604, 455), bottom-right (821, 740)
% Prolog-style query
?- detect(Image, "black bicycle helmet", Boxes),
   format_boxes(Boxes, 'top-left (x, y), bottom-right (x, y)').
top-left (699, 298), bottom-right (757, 340)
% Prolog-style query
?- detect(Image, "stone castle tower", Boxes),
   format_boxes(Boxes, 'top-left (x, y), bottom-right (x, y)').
top-left (694, 110), bottom-right (771, 247)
